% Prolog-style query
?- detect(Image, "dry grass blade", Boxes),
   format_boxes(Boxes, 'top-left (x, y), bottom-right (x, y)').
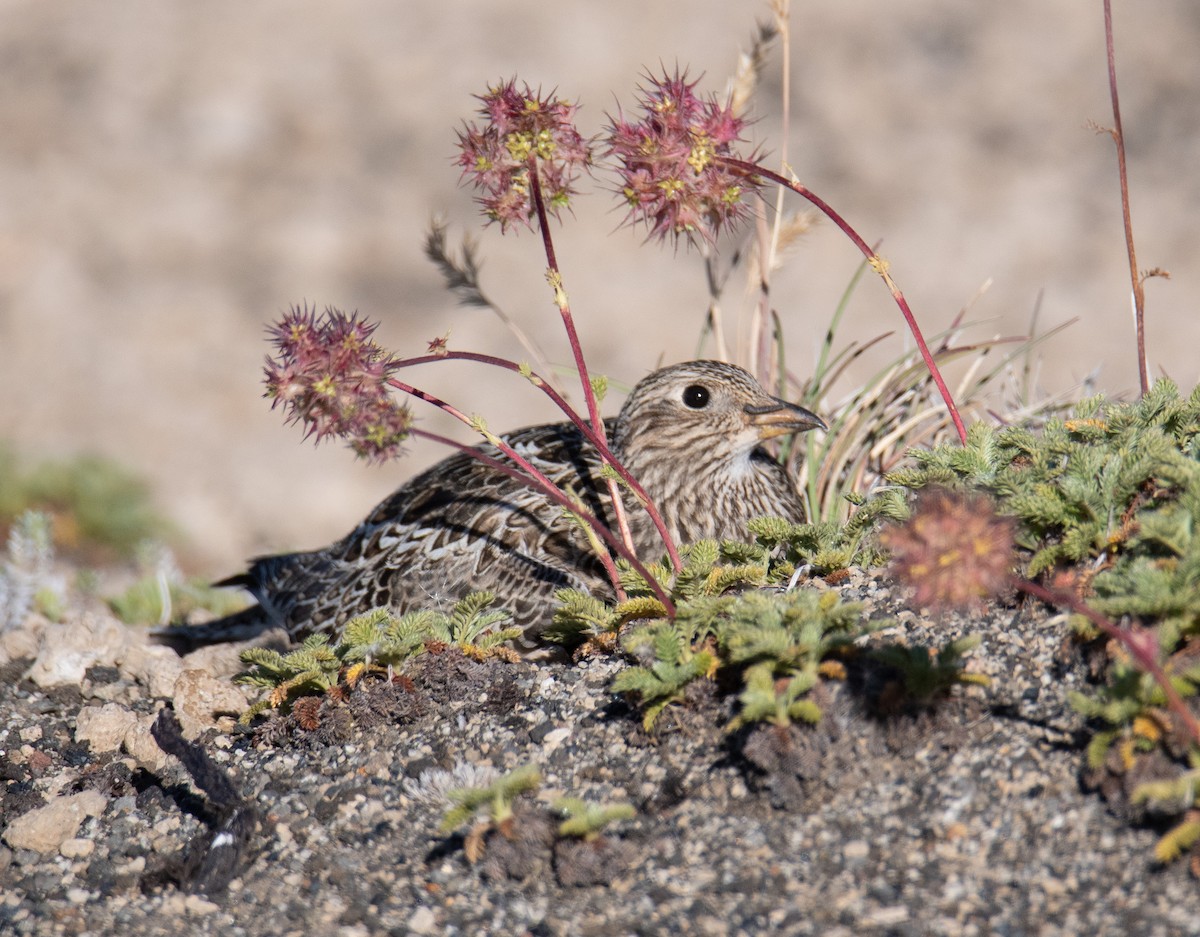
top-left (424, 219), bottom-right (562, 392)
top-left (789, 317), bottom-right (1078, 524)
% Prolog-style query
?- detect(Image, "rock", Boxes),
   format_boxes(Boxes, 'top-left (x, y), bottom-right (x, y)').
top-left (184, 895), bottom-right (220, 916)
top-left (120, 641), bottom-right (185, 699)
top-left (541, 727), bottom-right (571, 753)
top-left (2, 790), bottom-right (107, 853)
top-left (408, 906), bottom-right (438, 935)
top-left (60, 837), bottom-right (95, 859)
top-left (0, 612), bottom-right (48, 667)
top-left (172, 669), bottom-right (249, 737)
top-left (25, 614), bottom-right (133, 689)
top-left (122, 713), bottom-right (170, 773)
top-left (75, 704), bottom-right (139, 754)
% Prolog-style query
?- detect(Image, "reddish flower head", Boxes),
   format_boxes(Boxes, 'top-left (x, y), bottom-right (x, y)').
top-left (264, 305), bottom-right (411, 462)
top-left (881, 487), bottom-right (1016, 613)
top-left (605, 69), bottom-right (763, 247)
top-left (456, 79), bottom-right (593, 232)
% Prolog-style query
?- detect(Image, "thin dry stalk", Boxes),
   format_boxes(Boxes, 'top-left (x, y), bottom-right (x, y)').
top-left (1101, 0), bottom-right (1148, 395)
top-left (424, 221), bottom-right (564, 395)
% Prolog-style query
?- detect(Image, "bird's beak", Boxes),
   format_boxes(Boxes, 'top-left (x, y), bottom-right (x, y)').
top-left (744, 399), bottom-right (828, 440)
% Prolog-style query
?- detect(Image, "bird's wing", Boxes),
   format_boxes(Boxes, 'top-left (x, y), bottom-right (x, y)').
top-left (239, 419), bottom-right (618, 637)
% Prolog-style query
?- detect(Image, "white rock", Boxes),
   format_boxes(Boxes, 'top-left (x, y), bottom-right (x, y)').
top-left (183, 636), bottom-right (276, 680)
top-left (541, 727), bottom-right (571, 753)
top-left (0, 612), bottom-right (48, 666)
top-left (172, 669), bottom-right (249, 738)
top-left (75, 703), bottom-right (139, 753)
top-left (122, 713), bottom-right (170, 773)
top-left (184, 894), bottom-right (219, 916)
top-left (60, 837), bottom-right (95, 859)
top-left (120, 640), bottom-right (185, 699)
top-left (25, 613), bottom-right (132, 688)
top-left (408, 907), bottom-right (438, 935)
top-left (2, 790), bottom-right (107, 853)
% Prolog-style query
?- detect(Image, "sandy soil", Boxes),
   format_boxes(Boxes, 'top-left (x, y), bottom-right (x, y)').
top-left (1, 0), bottom-right (1198, 575)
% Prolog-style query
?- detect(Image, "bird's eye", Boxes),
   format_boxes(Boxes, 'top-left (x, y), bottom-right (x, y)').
top-left (682, 384), bottom-right (710, 409)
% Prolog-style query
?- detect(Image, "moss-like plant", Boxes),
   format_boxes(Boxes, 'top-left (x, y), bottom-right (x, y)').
top-left (441, 764), bottom-right (543, 864)
top-left (610, 625), bottom-right (717, 731)
top-left (870, 634), bottom-right (991, 704)
top-left (237, 636), bottom-right (342, 723)
top-left (236, 592), bottom-right (521, 721)
top-left (553, 797), bottom-right (635, 841)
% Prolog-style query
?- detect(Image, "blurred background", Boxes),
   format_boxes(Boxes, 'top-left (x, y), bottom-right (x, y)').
top-left (1, 0), bottom-right (1197, 576)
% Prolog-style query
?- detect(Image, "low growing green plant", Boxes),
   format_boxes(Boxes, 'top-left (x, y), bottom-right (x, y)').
top-left (609, 579), bottom-right (876, 731)
top-left (553, 797), bottom-right (636, 841)
top-left (726, 663), bottom-right (821, 731)
top-left (440, 764), bottom-right (543, 865)
top-left (870, 634), bottom-right (991, 703)
top-left (440, 763), bottom-right (542, 835)
top-left (0, 447), bottom-right (170, 561)
top-left (237, 636), bottom-right (342, 723)
top-left (1132, 762), bottom-right (1200, 864)
top-left (236, 592), bottom-right (521, 721)
top-left (611, 624), bottom-right (717, 731)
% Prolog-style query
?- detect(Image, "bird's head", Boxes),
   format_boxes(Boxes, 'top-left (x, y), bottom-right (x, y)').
top-left (614, 360), bottom-right (826, 467)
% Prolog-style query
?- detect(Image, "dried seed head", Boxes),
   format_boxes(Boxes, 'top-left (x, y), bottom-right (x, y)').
top-left (604, 68), bottom-right (764, 247)
top-left (456, 79), bottom-right (593, 232)
top-left (264, 305), bottom-right (411, 463)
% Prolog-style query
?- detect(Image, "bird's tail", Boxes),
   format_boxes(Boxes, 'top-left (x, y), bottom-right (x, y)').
top-left (150, 604), bottom-right (277, 654)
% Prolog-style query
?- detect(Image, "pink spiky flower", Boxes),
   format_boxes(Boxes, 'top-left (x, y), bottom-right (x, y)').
top-left (264, 305), bottom-right (411, 462)
top-left (881, 487), bottom-right (1016, 613)
top-left (456, 79), bottom-right (593, 232)
top-left (605, 69), bottom-right (764, 247)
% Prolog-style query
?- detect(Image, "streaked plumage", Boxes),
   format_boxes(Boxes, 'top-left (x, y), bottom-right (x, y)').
top-left (190, 361), bottom-right (824, 647)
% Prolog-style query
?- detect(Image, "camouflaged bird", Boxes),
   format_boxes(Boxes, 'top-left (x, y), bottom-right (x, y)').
top-left (190, 360), bottom-right (825, 647)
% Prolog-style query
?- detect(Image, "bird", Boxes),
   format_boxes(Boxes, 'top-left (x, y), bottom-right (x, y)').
top-left (174, 360), bottom-right (825, 649)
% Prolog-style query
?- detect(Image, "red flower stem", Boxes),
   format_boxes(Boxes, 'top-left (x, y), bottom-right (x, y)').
top-left (393, 350), bottom-right (684, 570)
top-left (405, 425), bottom-right (676, 618)
top-left (1016, 577), bottom-right (1200, 747)
top-left (526, 158), bottom-right (648, 564)
top-left (720, 157), bottom-right (968, 445)
top-left (388, 374), bottom-right (682, 612)
top-left (1103, 0), bottom-right (1148, 396)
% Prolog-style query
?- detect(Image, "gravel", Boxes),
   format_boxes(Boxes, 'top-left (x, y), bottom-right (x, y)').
top-left (1, 568), bottom-right (1197, 936)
